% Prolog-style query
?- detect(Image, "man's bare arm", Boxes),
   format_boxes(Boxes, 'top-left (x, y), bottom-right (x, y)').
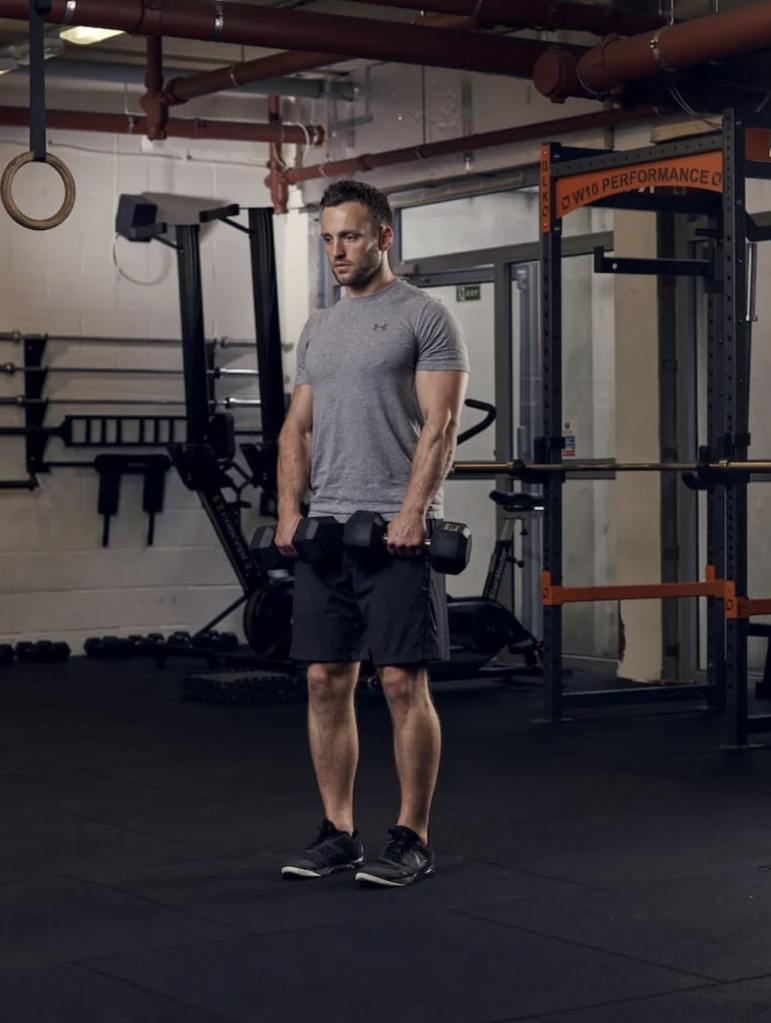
top-left (388, 370), bottom-right (468, 552)
top-left (276, 384), bottom-right (313, 554)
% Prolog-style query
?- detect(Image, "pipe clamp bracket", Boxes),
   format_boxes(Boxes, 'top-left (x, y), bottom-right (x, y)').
top-left (213, 1), bottom-right (225, 38)
top-left (650, 28), bottom-right (676, 72)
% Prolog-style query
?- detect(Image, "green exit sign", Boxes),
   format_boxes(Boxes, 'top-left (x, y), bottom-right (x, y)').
top-left (456, 284), bottom-right (481, 303)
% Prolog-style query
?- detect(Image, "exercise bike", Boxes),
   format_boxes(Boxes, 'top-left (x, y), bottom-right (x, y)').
top-left (431, 486), bottom-right (543, 682)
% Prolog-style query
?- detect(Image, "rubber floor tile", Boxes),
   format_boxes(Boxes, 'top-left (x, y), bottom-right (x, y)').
top-left (0, 963), bottom-right (233, 1023)
top-left (456, 865), bottom-right (771, 981)
top-left (89, 912), bottom-right (705, 1023)
top-left (536, 976), bottom-right (771, 1022)
top-left (0, 876), bottom-right (238, 970)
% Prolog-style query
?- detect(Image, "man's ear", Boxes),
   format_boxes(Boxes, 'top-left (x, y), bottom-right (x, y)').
top-left (379, 223), bottom-right (395, 253)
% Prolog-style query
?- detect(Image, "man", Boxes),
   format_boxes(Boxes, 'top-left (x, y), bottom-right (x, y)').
top-left (276, 180), bottom-right (469, 887)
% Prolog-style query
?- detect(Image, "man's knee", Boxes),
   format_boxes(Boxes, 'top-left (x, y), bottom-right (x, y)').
top-left (306, 662), bottom-right (359, 703)
top-left (378, 664), bottom-right (430, 706)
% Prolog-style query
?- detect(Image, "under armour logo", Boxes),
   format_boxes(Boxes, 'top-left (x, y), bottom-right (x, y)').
top-left (372, 323), bottom-right (388, 331)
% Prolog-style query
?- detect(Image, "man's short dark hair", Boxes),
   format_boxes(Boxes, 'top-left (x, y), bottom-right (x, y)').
top-left (320, 180), bottom-right (393, 228)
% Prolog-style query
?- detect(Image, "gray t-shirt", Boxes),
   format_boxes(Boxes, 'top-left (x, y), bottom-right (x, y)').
top-left (295, 278), bottom-right (470, 520)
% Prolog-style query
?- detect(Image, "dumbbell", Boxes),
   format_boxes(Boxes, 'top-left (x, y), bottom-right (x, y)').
top-left (251, 517), bottom-right (342, 569)
top-left (167, 631), bottom-right (192, 647)
top-left (15, 640), bottom-right (70, 663)
top-left (192, 630), bottom-right (239, 652)
top-left (343, 511), bottom-right (471, 575)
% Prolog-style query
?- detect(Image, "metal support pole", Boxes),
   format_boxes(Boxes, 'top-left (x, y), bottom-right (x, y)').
top-left (494, 260), bottom-right (515, 614)
top-left (517, 262), bottom-right (543, 640)
top-left (658, 212), bottom-right (681, 679)
top-left (722, 109), bottom-right (750, 747)
top-left (706, 238), bottom-right (726, 706)
top-left (541, 143), bottom-right (564, 723)
top-left (248, 208), bottom-right (286, 504)
top-left (174, 224), bottom-right (210, 445)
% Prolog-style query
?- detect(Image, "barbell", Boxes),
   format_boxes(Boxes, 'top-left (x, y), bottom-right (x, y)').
top-left (452, 458), bottom-right (771, 477)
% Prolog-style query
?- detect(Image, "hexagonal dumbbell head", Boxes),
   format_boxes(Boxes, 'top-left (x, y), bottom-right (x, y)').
top-left (293, 517), bottom-right (343, 565)
top-left (342, 510), bottom-right (388, 557)
top-left (250, 523), bottom-right (285, 571)
top-left (429, 522), bottom-right (472, 575)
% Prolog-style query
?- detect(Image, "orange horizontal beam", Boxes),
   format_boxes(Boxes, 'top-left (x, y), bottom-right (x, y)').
top-left (541, 569), bottom-right (727, 607)
top-left (541, 569), bottom-right (771, 621)
top-left (724, 585), bottom-right (771, 620)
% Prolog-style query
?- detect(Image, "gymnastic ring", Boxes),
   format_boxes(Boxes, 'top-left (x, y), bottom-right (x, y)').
top-left (0, 151), bottom-right (76, 231)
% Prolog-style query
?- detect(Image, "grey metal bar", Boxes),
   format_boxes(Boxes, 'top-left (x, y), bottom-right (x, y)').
top-left (0, 332), bottom-right (255, 349)
top-left (221, 397), bottom-right (262, 408)
top-left (395, 231), bottom-right (613, 278)
top-left (452, 458), bottom-right (771, 475)
top-left (563, 684), bottom-right (713, 708)
top-left (0, 363), bottom-right (259, 377)
top-left (0, 397), bottom-right (187, 407)
top-left (0, 396), bottom-right (260, 408)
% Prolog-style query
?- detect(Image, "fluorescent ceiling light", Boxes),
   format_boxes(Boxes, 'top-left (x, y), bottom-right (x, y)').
top-left (59, 27), bottom-right (125, 46)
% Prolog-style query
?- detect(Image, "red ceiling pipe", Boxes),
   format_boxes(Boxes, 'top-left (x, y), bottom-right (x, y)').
top-left (14, 0), bottom-right (586, 78)
top-left (534, 0), bottom-right (771, 101)
top-left (267, 96), bottom-right (289, 215)
top-left (140, 36), bottom-right (169, 140)
top-left (282, 106), bottom-right (659, 185)
top-left (164, 51), bottom-right (345, 106)
top-left (163, 12), bottom-right (476, 109)
top-left (349, 0), bottom-right (665, 36)
top-left (0, 105), bottom-right (324, 144)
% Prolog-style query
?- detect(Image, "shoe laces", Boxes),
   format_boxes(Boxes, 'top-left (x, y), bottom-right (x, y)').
top-left (307, 819), bottom-right (345, 851)
top-left (382, 826), bottom-right (416, 862)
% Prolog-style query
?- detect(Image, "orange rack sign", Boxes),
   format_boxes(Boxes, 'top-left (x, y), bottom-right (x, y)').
top-left (541, 149), bottom-right (724, 230)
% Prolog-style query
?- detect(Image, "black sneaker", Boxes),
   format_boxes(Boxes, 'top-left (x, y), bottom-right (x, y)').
top-left (354, 826), bottom-right (435, 887)
top-left (281, 819), bottom-right (364, 879)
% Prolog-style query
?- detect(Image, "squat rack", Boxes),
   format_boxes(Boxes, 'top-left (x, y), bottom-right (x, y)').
top-left (536, 108), bottom-right (771, 746)
top-left (453, 109), bottom-right (771, 745)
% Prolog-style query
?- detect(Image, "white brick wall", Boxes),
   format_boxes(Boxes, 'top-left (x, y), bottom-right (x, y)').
top-left (0, 126), bottom-right (311, 652)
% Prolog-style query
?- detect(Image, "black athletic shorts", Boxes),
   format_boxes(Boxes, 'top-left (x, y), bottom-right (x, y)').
top-left (290, 518), bottom-right (450, 667)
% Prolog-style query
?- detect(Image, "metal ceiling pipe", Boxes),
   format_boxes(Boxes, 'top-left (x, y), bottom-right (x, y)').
top-left (0, 105), bottom-right (324, 144)
top-left (267, 95), bottom-right (289, 215)
top-left (141, 35), bottom-right (168, 139)
top-left (533, 0), bottom-right (771, 101)
top-left (349, 0), bottom-right (665, 36)
top-left (25, 59), bottom-right (355, 101)
top-left (283, 106), bottom-right (658, 184)
top-left (163, 12), bottom-right (473, 110)
top-left (10, 0), bottom-right (587, 78)
top-left (164, 50), bottom-right (345, 106)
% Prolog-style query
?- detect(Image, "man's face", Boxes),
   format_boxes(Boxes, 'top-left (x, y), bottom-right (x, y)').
top-left (320, 201), bottom-right (392, 289)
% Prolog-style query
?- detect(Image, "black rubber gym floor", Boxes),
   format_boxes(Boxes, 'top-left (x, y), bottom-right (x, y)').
top-left (4, 658), bottom-right (771, 1022)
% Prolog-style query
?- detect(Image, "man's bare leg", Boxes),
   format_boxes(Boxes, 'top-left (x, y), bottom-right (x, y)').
top-left (306, 661), bottom-right (360, 834)
top-left (379, 664), bottom-right (441, 845)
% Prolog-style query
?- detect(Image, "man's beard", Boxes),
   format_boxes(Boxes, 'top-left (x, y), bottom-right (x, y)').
top-left (333, 247), bottom-right (381, 288)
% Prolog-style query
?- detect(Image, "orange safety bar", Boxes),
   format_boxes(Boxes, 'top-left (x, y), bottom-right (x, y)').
top-left (724, 581), bottom-right (771, 620)
top-left (542, 569), bottom-right (771, 620)
top-left (541, 566), bottom-right (727, 606)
